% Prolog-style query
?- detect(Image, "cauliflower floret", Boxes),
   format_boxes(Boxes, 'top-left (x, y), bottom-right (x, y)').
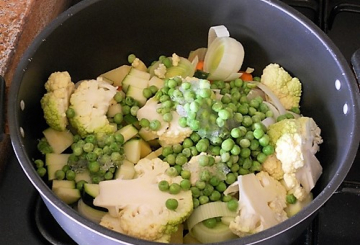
top-left (68, 78), bottom-right (117, 137)
top-left (228, 171), bottom-right (287, 237)
top-left (262, 154), bottom-right (284, 180)
top-left (154, 63), bottom-right (167, 79)
top-left (94, 158), bottom-right (193, 242)
top-left (40, 71), bottom-right (75, 131)
top-left (172, 53), bottom-right (181, 66)
top-left (268, 117), bottom-right (323, 201)
top-left (137, 97), bottom-right (193, 146)
top-left (261, 63), bottom-right (302, 110)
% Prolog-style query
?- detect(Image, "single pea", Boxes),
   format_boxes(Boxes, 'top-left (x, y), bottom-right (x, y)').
top-left (76, 180), bottom-right (87, 191)
top-left (286, 194), bottom-right (297, 204)
top-left (162, 146), bottom-right (173, 157)
top-left (242, 116), bottom-right (253, 127)
top-left (166, 167), bottom-right (178, 177)
top-left (199, 196), bottom-right (210, 205)
top-left (104, 171), bottom-right (113, 180)
top-left (55, 170), bottom-right (65, 180)
top-left (66, 108), bottom-right (75, 118)
top-left (226, 173), bottom-right (237, 185)
top-left (165, 198), bottom-right (178, 210)
top-left (37, 167), bottom-right (47, 177)
top-left (86, 152), bottom-right (98, 162)
top-left (253, 128), bottom-right (265, 139)
top-left (191, 187), bottom-right (201, 198)
top-left (175, 154), bottom-right (187, 166)
top-left (113, 113), bottom-right (123, 124)
top-left (88, 161), bottom-right (100, 173)
top-left (203, 218), bottom-right (218, 228)
top-left (180, 179), bottom-right (191, 191)
top-left (166, 154), bottom-right (176, 165)
top-left (221, 138), bottom-right (235, 152)
top-left (227, 199), bottom-right (239, 211)
top-left (251, 161), bottom-right (262, 172)
top-left (218, 109), bottom-right (231, 120)
top-left (200, 170), bottom-right (211, 182)
top-left (198, 155), bottom-right (209, 166)
top-left (34, 159), bottom-right (44, 169)
top-left (125, 96), bottom-right (135, 106)
top-left (222, 195), bottom-right (233, 202)
top-left (114, 92), bottom-right (124, 103)
top-left (181, 170), bottom-right (191, 179)
top-left (178, 117), bottom-right (187, 128)
top-left (256, 152), bottom-right (268, 163)
top-left (216, 182), bottom-right (227, 192)
top-left (230, 145), bottom-right (241, 155)
top-left (193, 198), bottom-right (200, 208)
top-left (209, 176), bottom-right (221, 187)
top-left (149, 120), bottom-right (161, 131)
top-left (169, 183), bottom-right (181, 194)
top-left (210, 191), bottom-right (221, 201)
top-left (259, 134), bottom-right (270, 146)
top-left (242, 158), bottom-right (253, 169)
top-left (158, 180), bottom-right (170, 192)
top-left (173, 144), bottom-right (183, 154)
top-left (262, 145), bottom-right (275, 155)
top-left (239, 167), bottom-right (250, 175)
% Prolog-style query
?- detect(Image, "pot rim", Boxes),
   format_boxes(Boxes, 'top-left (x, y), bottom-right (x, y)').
top-left (8, 0), bottom-right (360, 244)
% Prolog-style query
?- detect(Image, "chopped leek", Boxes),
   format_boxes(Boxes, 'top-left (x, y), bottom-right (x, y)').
top-left (191, 222), bottom-right (238, 243)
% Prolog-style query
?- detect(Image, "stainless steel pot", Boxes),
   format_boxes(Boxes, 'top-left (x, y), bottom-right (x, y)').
top-left (8, 0), bottom-right (360, 244)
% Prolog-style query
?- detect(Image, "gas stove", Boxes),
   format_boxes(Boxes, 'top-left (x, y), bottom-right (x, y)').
top-left (1, 0), bottom-right (360, 244)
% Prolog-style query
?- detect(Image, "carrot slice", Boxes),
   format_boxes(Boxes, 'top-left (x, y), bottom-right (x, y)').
top-left (196, 61), bottom-right (205, 71)
top-left (240, 72), bottom-right (253, 81)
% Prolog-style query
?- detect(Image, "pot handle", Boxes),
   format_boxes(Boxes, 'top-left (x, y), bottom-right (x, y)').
top-left (0, 76), bottom-right (5, 143)
top-left (351, 48), bottom-right (360, 86)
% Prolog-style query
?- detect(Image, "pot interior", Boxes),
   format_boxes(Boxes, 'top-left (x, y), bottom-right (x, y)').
top-left (9, 0), bottom-right (360, 244)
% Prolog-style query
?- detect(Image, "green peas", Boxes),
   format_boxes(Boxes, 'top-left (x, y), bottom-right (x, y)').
top-left (203, 218), bottom-right (217, 228)
top-left (149, 120), bottom-right (161, 131)
top-left (142, 87), bottom-right (153, 99)
top-left (114, 92), bottom-right (124, 103)
top-left (221, 138), bottom-right (235, 152)
top-left (125, 96), bottom-right (135, 106)
top-left (190, 132), bottom-right (201, 143)
top-left (230, 128), bottom-right (242, 138)
top-left (227, 199), bottom-right (239, 211)
top-left (173, 144), bottom-right (183, 153)
top-left (218, 109), bottom-right (231, 120)
top-left (209, 176), bottom-right (220, 187)
top-left (37, 167), bottom-right (46, 177)
top-left (253, 128), bottom-right (265, 139)
top-left (256, 152), bottom-right (268, 163)
top-left (200, 170), bottom-right (211, 182)
top-left (73, 146), bottom-right (83, 156)
top-left (181, 170), bottom-right (191, 179)
top-left (230, 145), bottom-right (241, 155)
top-left (88, 161), bottom-right (100, 173)
top-left (216, 182), bottom-right (227, 192)
top-left (175, 154), bottom-right (187, 166)
top-left (66, 108), bottom-right (75, 118)
top-left (180, 179), bottom-right (191, 190)
top-left (239, 138), bottom-right (251, 148)
top-left (182, 138), bottom-right (193, 148)
top-left (242, 116), bottom-right (253, 127)
top-left (104, 171), bottom-right (113, 180)
top-left (199, 196), bottom-right (210, 205)
top-left (114, 134), bottom-right (124, 144)
top-left (262, 145), bottom-right (275, 155)
top-left (113, 113), bottom-right (123, 124)
top-left (162, 146), bottom-right (173, 157)
top-left (196, 139), bottom-right (209, 152)
top-left (163, 112), bottom-right (173, 122)
top-left (222, 195), bottom-right (233, 202)
top-left (166, 198), bottom-right (178, 210)
top-left (158, 180), bottom-right (170, 192)
top-left (286, 194), bottom-right (297, 204)
top-left (191, 187), bottom-right (201, 198)
top-left (226, 173), bottom-right (237, 185)
top-left (166, 154), bottom-right (176, 165)
top-left (179, 117), bottom-right (187, 128)
top-left (169, 183), bottom-right (181, 194)
top-left (202, 184), bottom-right (215, 196)
top-left (259, 135), bottom-right (270, 146)
top-left (240, 148), bottom-right (251, 158)
top-left (55, 170), bottom-right (65, 180)
top-left (199, 88), bottom-right (212, 98)
top-left (210, 191), bottom-right (221, 201)
top-left (76, 180), bottom-right (87, 191)
top-left (34, 159), bottom-right (44, 168)
top-left (198, 155), bottom-right (209, 166)
top-left (166, 167), bottom-right (178, 176)
top-left (196, 180), bottom-right (206, 190)
top-left (212, 101), bottom-right (223, 112)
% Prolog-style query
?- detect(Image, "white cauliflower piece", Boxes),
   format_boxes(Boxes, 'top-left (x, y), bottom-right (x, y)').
top-left (262, 154), bottom-right (284, 180)
top-left (94, 158), bottom-right (193, 242)
top-left (261, 63), bottom-right (302, 110)
top-left (137, 97), bottom-right (193, 146)
top-left (228, 171), bottom-right (287, 237)
top-left (40, 71), bottom-right (75, 131)
top-left (268, 117), bottom-right (323, 201)
top-left (172, 53), bottom-right (181, 66)
top-left (68, 78), bottom-right (117, 137)
top-left (154, 63), bottom-right (167, 79)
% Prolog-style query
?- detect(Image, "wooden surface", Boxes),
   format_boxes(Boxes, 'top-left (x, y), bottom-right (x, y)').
top-left (0, 0), bottom-right (73, 170)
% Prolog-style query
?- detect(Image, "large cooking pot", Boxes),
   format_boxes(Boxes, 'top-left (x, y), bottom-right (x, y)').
top-left (8, 0), bottom-right (360, 244)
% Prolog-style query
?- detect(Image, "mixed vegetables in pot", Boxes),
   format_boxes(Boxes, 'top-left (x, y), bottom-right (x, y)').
top-left (34, 25), bottom-right (323, 243)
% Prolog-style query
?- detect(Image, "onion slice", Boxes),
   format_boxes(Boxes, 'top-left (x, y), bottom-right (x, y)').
top-left (203, 25), bottom-right (245, 81)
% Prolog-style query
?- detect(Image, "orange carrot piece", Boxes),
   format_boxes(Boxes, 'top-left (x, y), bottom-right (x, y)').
top-left (240, 72), bottom-right (253, 81)
top-left (196, 61), bottom-right (204, 71)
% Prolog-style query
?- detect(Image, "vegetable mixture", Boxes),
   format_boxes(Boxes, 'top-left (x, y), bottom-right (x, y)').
top-left (35, 25), bottom-right (323, 243)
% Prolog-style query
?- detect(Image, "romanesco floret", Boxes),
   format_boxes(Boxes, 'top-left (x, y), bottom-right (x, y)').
top-left (137, 97), bottom-right (193, 146)
top-left (68, 78), bottom-right (117, 137)
top-left (40, 71), bottom-right (75, 131)
top-left (261, 63), bottom-right (302, 110)
top-left (228, 171), bottom-right (287, 237)
top-left (94, 158), bottom-right (193, 242)
top-left (267, 117), bottom-right (323, 201)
